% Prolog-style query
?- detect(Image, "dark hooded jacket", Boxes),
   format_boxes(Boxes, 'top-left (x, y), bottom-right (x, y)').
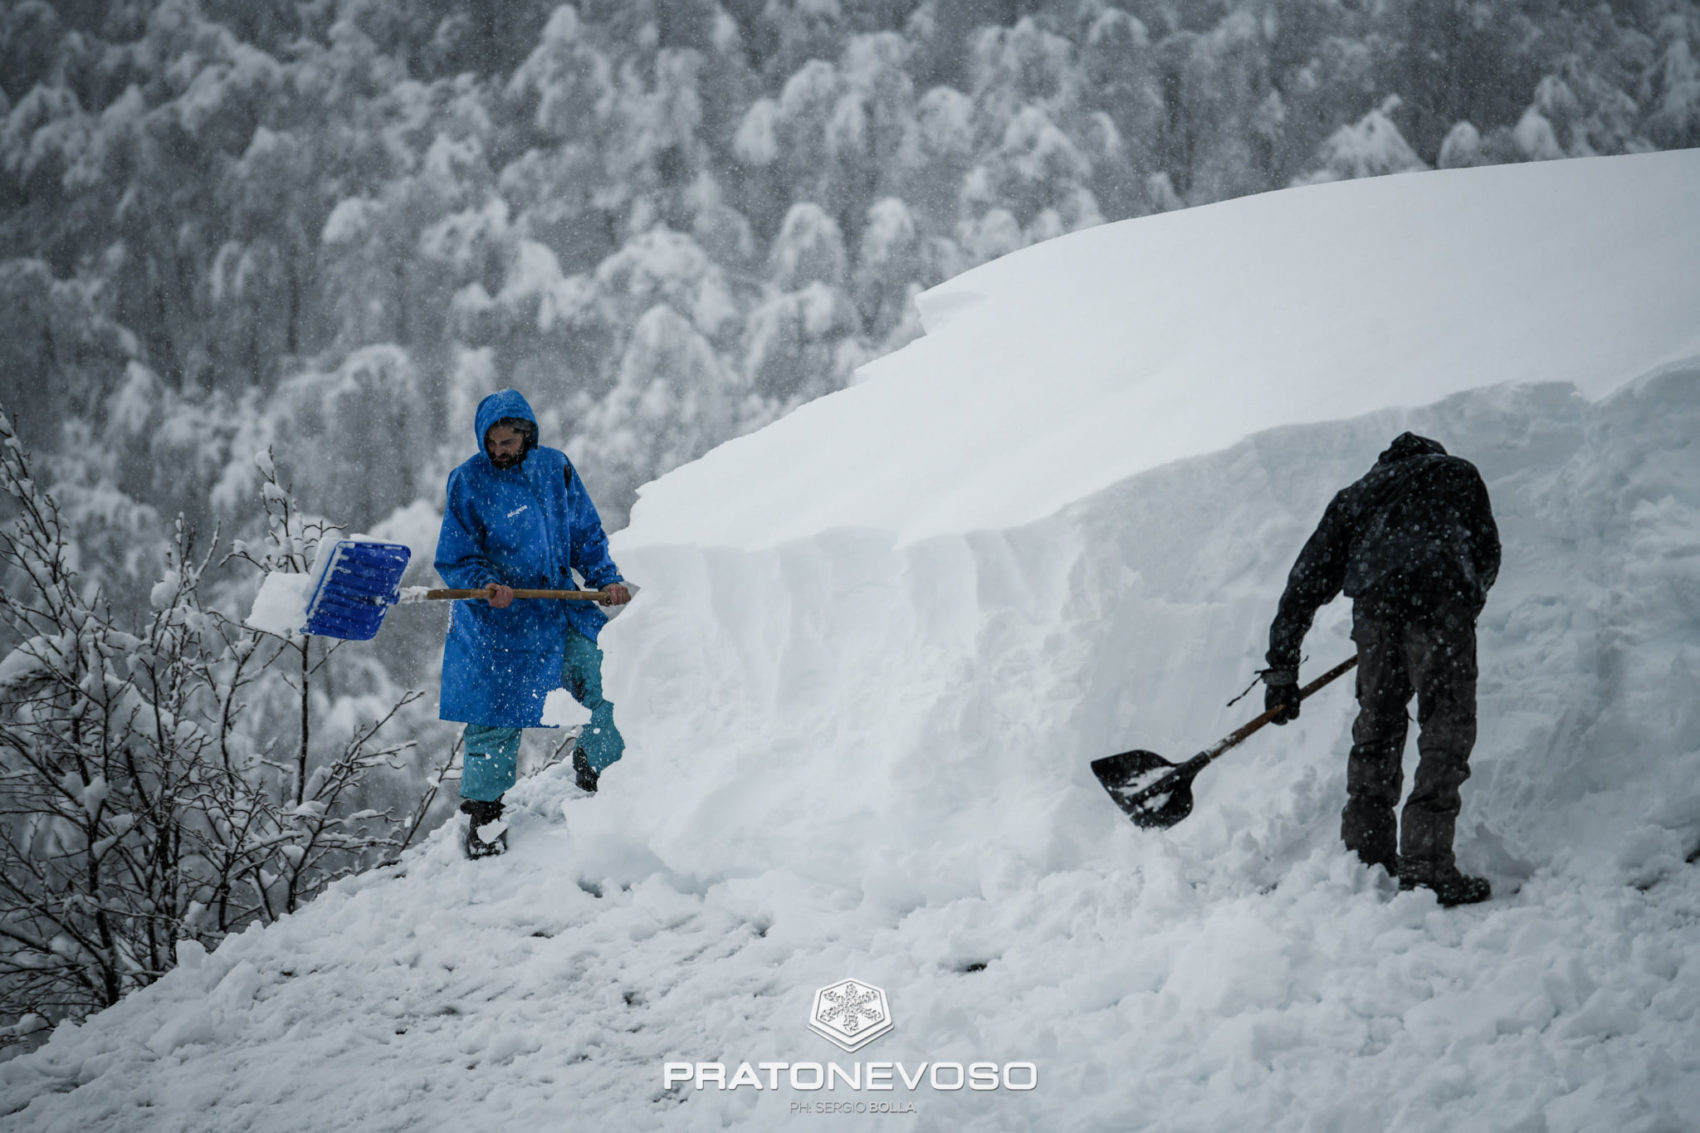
top-left (435, 389), bottom-right (623, 727)
top-left (1267, 433), bottom-right (1500, 671)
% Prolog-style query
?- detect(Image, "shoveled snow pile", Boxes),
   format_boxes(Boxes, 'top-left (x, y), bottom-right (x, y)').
top-left (243, 535), bottom-right (398, 638)
top-left (540, 687), bottom-right (591, 730)
top-left (243, 569), bottom-right (319, 637)
top-left (4, 152), bottom-right (1699, 1132)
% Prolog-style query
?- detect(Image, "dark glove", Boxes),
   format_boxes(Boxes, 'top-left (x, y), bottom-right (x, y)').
top-left (1263, 669), bottom-right (1301, 724)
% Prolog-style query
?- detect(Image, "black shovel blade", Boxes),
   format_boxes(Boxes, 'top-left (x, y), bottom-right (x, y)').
top-left (1090, 750), bottom-right (1207, 830)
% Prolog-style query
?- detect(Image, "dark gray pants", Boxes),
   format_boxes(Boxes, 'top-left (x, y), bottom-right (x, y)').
top-left (1343, 602), bottom-right (1479, 879)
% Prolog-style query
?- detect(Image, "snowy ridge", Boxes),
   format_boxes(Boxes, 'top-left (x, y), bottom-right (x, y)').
top-left (5, 155), bottom-right (1700, 1130)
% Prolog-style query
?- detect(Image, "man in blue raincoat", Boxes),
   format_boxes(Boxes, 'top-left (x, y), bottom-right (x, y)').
top-left (435, 389), bottom-right (631, 857)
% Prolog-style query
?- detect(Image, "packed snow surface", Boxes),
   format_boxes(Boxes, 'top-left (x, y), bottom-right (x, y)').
top-left (6, 153), bottom-right (1700, 1132)
top-left (539, 687), bottom-right (591, 730)
top-left (243, 570), bottom-right (316, 637)
top-left (243, 536), bottom-right (403, 637)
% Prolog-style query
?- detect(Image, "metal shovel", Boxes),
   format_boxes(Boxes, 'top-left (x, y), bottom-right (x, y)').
top-left (1091, 655), bottom-right (1359, 828)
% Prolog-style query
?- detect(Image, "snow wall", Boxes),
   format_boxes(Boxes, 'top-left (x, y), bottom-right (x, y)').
top-left (588, 150), bottom-right (1700, 906)
top-left (590, 375), bottom-right (1700, 906)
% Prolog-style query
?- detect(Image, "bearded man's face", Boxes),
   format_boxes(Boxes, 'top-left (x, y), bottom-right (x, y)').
top-left (486, 424), bottom-right (528, 469)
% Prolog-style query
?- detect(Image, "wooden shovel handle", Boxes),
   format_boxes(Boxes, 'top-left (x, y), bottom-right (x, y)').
top-left (423, 588), bottom-right (607, 601)
top-left (1202, 654), bottom-right (1360, 763)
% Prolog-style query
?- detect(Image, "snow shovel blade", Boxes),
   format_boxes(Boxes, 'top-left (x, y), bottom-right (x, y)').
top-left (1091, 751), bottom-right (1211, 829)
top-left (1092, 654), bottom-right (1360, 829)
top-left (302, 540), bottom-right (412, 640)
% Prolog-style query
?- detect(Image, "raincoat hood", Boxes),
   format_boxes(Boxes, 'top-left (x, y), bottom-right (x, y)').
top-left (474, 389), bottom-right (539, 460)
top-left (1377, 431), bottom-right (1447, 464)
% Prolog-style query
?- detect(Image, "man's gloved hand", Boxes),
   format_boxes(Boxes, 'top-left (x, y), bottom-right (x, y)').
top-left (1264, 668), bottom-right (1301, 724)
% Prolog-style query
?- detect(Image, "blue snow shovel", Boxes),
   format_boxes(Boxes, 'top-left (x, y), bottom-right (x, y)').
top-left (1091, 654), bottom-right (1359, 829)
top-left (299, 540), bottom-right (607, 641)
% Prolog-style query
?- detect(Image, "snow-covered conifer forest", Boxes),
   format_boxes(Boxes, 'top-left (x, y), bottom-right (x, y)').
top-left (6, 0), bottom-right (1699, 543)
top-left (2, 0), bottom-right (1699, 1104)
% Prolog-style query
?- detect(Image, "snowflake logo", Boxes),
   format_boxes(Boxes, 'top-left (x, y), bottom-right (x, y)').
top-left (809, 978), bottom-right (893, 1052)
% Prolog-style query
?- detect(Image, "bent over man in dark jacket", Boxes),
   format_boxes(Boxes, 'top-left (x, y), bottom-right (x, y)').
top-left (1264, 432), bottom-right (1500, 906)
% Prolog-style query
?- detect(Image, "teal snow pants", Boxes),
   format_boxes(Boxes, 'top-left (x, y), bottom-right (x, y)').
top-left (460, 629), bottom-right (624, 802)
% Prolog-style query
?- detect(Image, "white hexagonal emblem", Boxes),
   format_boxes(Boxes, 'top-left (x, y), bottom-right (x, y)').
top-left (809, 978), bottom-right (893, 1052)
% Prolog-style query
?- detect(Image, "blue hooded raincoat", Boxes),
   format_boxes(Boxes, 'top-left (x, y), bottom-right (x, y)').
top-left (435, 390), bottom-right (623, 728)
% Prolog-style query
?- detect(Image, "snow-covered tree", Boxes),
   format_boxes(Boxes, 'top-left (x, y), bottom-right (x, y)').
top-left (1383, 0), bottom-right (1542, 161)
top-left (265, 345), bottom-right (435, 530)
top-left (962, 104), bottom-right (1101, 235)
top-left (769, 201), bottom-right (850, 290)
top-left (854, 196), bottom-right (925, 345)
top-left (0, 408), bottom-right (434, 1036)
top-left (1645, 6), bottom-right (1700, 149)
top-left (319, 115), bottom-right (497, 355)
top-left (967, 16), bottom-right (1080, 136)
top-left (0, 261), bottom-right (137, 438)
top-left (743, 281), bottom-right (863, 409)
top-left (596, 226), bottom-right (742, 339)
top-left (571, 303), bottom-right (749, 527)
top-left (1295, 96), bottom-right (1429, 185)
top-left (894, 84), bottom-right (977, 229)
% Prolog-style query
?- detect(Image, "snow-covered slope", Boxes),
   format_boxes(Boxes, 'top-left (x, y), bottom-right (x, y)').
top-left (625, 150), bottom-right (1700, 550)
top-left (5, 153), bottom-right (1699, 1132)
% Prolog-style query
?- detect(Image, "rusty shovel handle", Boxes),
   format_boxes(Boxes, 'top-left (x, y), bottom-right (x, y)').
top-left (1201, 655), bottom-right (1360, 763)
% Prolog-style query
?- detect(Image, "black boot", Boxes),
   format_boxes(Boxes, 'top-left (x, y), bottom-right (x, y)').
top-left (460, 797), bottom-right (507, 859)
top-left (1397, 862), bottom-right (1491, 906)
top-left (1397, 801), bottom-right (1487, 904)
top-left (572, 748), bottom-right (599, 794)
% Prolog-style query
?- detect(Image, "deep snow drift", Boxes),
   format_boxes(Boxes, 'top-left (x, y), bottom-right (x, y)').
top-left (4, 152), bottom-right (1699, 1132)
